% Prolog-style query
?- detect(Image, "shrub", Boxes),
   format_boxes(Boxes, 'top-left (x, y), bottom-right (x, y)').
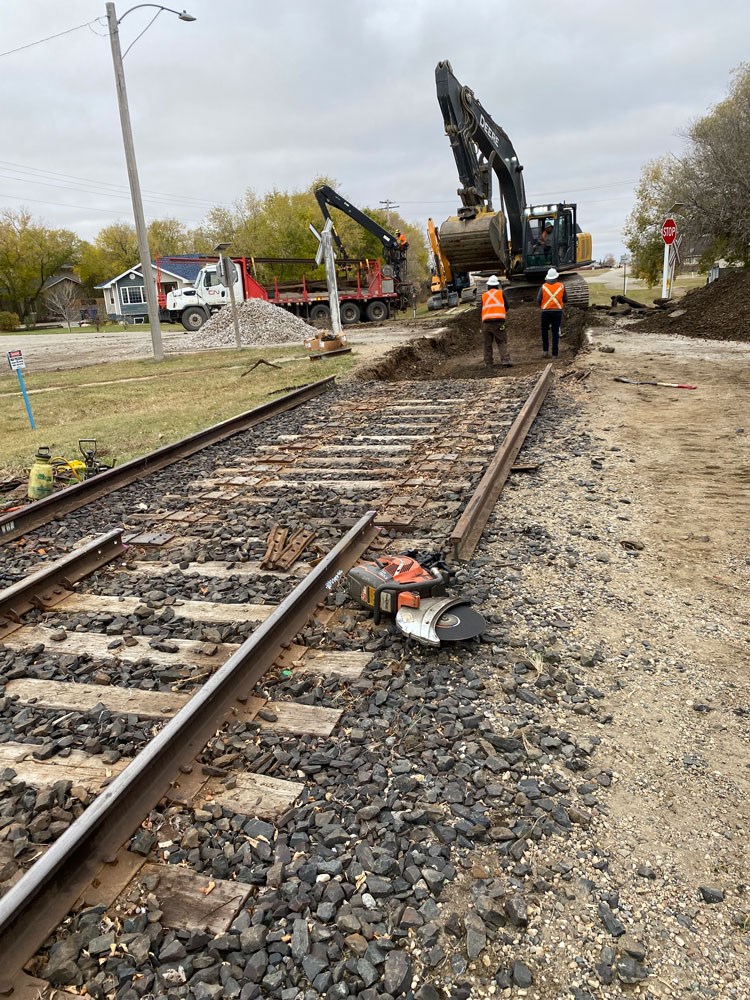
top-left (0, 311), bottom-right (20, 331)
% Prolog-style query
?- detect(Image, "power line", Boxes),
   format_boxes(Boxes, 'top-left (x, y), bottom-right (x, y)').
top-left (0, 159), bottom-right (218, 208)
top-left (0, 19), bottom-right (103, 59)
top-left (0, 190), bottom-right (200, 223)
top-left (0, 167), bottom-right (216, 213)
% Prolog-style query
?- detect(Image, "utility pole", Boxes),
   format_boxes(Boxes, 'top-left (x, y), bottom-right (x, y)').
top-left (379, 199), bottom-right (399, 228)
top-left (106, 2), bottom-right (164, 361)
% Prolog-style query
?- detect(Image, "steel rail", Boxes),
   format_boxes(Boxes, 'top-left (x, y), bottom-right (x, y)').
top-left (0, 529), bottom-right (123, 633)
top-left (449, 364), bottom-right (553, 561)
top-left (0, 376), bottom-right (336, 545)
top-left (0, 511), bottom-right (379, 986)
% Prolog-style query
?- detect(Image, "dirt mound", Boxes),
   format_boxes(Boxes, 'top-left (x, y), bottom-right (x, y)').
top-left (358, 302), bottom-right (587, 381)
top-left (632, 269), bottom-right (749, 342)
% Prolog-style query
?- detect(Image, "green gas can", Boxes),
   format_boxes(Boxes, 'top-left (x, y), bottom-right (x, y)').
top-left (28, 446), bottom-right (54, 500)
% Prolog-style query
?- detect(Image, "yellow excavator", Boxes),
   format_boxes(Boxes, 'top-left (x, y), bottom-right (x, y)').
top-left (435, 61), bottom-right (593, 305)
top-left (426, 218), bottom-right (475, 309)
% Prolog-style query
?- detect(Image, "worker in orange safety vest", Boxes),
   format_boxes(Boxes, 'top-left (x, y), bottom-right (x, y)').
top-left (395, 229), bottom-right (408, 250)
top-left (536, 267), bottom-right (568, 358)
top-left (480, 275), bottom-right (512, 369)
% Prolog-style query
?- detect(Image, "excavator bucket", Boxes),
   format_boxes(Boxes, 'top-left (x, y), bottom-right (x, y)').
top-left (438, 211), bottom-right (507, 274)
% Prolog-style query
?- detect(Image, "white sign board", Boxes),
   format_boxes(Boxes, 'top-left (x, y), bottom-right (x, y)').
top-left (6, 350), bottom-right (25, 371)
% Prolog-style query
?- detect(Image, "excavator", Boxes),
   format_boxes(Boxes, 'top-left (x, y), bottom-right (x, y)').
top-left (426, 217), bottom-right (474, 310)
top-left (435, 61), bottom-right (593, 305)
top-left (314, 184), bottom-right (411, 311)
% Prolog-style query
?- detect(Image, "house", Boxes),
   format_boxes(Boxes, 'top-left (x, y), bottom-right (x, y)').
top-left (41, 266), bottom-right (86, 322)
top-left (96, 257), bottom-right (206, 323)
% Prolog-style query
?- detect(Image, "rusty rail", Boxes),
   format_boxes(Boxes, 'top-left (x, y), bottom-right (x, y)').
top-left (0, 376), bottom-right (336, 545)
top-left (0, 529), bottom-right (124, 637)
top-left (449, 364), bottom-right (553, 561)
top-left (0, 512), bottom-right (379, 987)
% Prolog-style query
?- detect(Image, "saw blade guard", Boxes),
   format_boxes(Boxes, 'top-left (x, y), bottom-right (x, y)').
top-left (396, 596), bottom-right (486, 647)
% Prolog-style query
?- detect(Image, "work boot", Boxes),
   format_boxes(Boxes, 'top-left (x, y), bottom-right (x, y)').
top-left (542, 351), bottom-right (550, 357)
top-left (501, 361), bottom-right (513, 368)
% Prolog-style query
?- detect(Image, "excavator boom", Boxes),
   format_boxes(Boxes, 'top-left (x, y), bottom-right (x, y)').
top-left (435, 60), bottom-right (592, 299)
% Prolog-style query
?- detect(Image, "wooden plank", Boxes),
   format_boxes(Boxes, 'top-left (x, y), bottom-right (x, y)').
top-left (6, 678), bottom-right (191, 719)
top-left (2, 626), bottom-right (236, 670)
top-left (134, 863), bottom-right (251, 934)
top-left (127, 560), bottom-right (309, 580)
top-left (200, 771), bottom-right (303, 819)
top-left (258, 702), bottom-right (340, 737)
top-left (0, 742), bottom-right (126, 789)
top-left (275, 644), bottom-right (371, 679)
top-left (59, 593), bottom-right (275, 624)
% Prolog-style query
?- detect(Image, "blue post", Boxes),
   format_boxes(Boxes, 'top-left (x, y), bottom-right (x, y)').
top-left (16, 369), bottom-right (35, 429)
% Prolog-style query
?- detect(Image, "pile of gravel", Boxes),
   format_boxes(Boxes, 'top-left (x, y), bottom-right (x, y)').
top-left (188, 299), bottom-right (313, 349)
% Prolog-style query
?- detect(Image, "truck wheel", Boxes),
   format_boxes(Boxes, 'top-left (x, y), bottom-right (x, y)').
top-left (309, 303), bottom-right (331, 322)
top-left (340, 301), bottom-right (361, 325)
top-left (182, 307), bottom-right (207, 332)
top-left (366, 300), bottom-right (388, 322)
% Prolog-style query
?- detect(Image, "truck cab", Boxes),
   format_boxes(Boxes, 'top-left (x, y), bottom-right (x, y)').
top-left (166, 264), bottom-right (246, 331)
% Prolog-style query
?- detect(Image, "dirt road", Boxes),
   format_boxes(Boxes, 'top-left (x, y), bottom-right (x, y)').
top-left (466, 320), bottom-right (750, 996)
top-left (0, 316), bottom-right (440, 374)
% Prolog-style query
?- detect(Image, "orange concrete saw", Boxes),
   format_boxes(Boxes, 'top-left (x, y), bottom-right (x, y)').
top-left (346, 555), bottom-right (486, 646)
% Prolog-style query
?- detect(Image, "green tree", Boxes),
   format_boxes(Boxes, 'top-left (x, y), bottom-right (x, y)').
top-left (625, 64), bottom-right (750, 279)
top-left (623, 158), bottom-right (679, 286)
top-left (0, 209), bottom-right (81, 320)
top-left (80, 217), bottom-right (192, 287)
top-left (678, 64), bottom-right (750, 266)
top-left (191, 178), bottom-right (429, 287)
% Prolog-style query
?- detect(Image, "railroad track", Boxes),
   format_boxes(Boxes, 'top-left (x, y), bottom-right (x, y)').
top-left (0, 368), bottom-right (552, 995)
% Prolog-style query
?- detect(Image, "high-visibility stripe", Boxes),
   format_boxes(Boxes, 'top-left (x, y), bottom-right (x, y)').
top-left (541, 282), bottom-right (564, 310)
top-left (481, 288), bottom-right (506, 320)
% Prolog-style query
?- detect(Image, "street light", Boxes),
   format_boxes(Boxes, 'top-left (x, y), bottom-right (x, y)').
top-left (105, 3), bottom-right (196, 361)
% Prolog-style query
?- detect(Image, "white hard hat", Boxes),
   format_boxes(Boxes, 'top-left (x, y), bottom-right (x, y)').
top-left (486, 274), bottom-right (500, 287)
top-left (546, 268), bottom-right (560, 281)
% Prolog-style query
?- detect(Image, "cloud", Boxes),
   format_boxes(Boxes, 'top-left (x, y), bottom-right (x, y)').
top-left (0, 0), bottom-right (748, 256)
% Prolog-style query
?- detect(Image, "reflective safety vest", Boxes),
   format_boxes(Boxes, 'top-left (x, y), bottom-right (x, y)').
top-left (481, 288), bottom-right (507, 321)
top-left (541, 281), bottom-right (565, 311)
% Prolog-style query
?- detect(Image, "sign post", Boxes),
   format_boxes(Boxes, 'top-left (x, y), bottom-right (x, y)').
top-left (217, 255), bottom-right (242, 349)
top-left (620, 254), bottom-right (631, 295)
top-left (661, 217), bottom-right (677, 299)
top-left (7, 350), bottom-right (35, 429)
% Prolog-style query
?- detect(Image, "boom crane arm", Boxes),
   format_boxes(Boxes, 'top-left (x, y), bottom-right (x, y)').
top-left (435, 60), bottom-right (527, 256)
top-left (314, 185), bottom-right (401, 264)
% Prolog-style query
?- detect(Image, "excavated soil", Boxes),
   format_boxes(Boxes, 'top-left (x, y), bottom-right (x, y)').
top-left (357, 302), bottom-right (587, 381)
top-left (632, 268), bottom-right (750, 341)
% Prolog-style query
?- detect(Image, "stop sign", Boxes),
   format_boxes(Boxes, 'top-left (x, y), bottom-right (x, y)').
top-left (661, 218), bottom-right (677, 244)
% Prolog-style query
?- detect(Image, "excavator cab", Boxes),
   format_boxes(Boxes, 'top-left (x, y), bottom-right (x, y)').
top-left (524, 204), bottom-right (581, 273)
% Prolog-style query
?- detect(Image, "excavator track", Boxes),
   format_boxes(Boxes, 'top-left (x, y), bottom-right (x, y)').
top-left (503, 272), bottom-right (590, 308)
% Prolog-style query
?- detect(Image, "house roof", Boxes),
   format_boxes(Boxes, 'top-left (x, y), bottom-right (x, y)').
top-left (43, 273), bottom-right (83, 291)
top-left (95, 258), bottom-right (204, 289)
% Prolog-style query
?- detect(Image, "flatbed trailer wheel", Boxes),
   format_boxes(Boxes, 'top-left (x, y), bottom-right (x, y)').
top-left (340, 301), bottom-right (361, 324)
top-left (366, 300), bottom-right (388, 322)
top-left (309, 303), bottom-right (331, 322)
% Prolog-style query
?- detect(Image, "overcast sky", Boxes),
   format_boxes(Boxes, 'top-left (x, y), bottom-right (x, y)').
top-left (1, 0), bottom-right (748, 259)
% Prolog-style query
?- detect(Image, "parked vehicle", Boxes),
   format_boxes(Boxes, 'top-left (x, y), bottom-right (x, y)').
top-left (160, 255), bottom-right (404, 332)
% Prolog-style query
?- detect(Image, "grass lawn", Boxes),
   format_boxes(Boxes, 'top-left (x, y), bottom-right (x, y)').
top-left (0, 346), bottom-right (355, 478)
top-left (585, 273), bottom-right (706, 306)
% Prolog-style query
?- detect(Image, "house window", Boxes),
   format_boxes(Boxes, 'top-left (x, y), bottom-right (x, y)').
top-left (121, 285), bottom-right (145, 305)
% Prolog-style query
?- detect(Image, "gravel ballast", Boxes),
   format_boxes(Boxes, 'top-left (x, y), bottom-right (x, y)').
top-left (188, 299), bottom-right (314, 349)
